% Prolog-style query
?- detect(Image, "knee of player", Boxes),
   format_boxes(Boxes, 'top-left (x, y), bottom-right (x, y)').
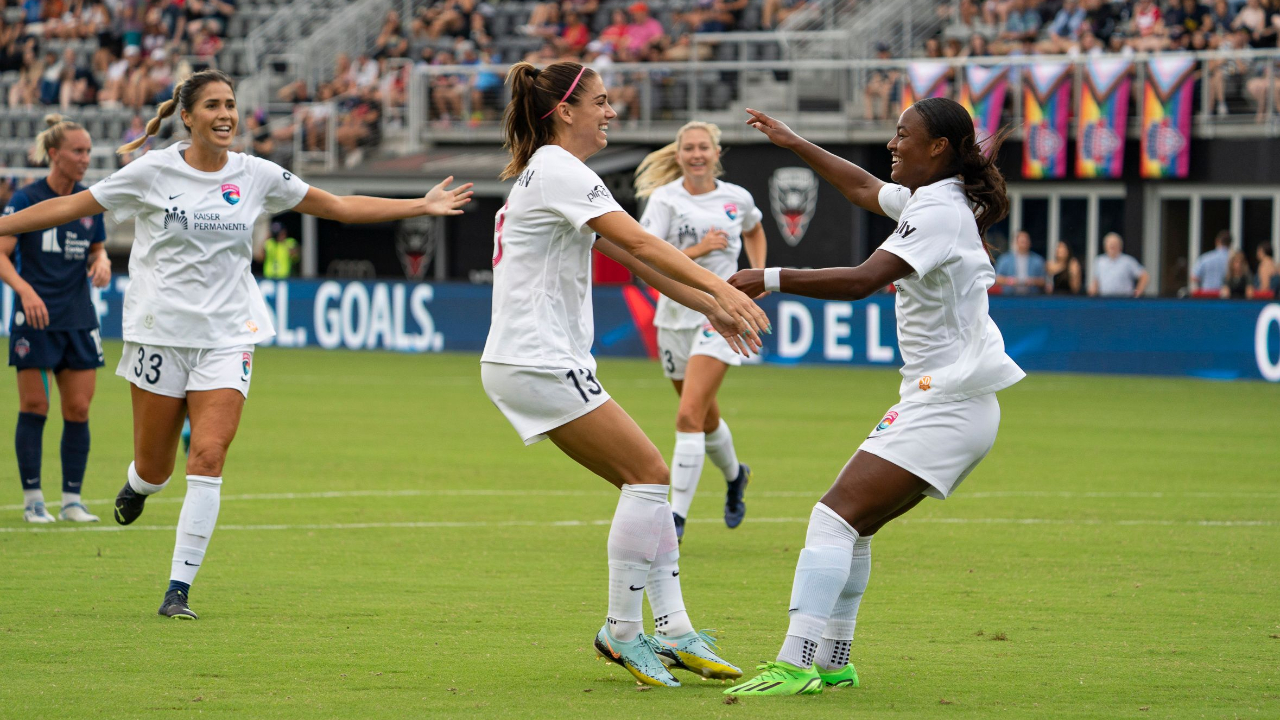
top-left (622, 458), bottom-right (670, 487)
top-left (61, 402), bottom-right (91, 423)
top-left (19, 397), bottom-right (50, 415)
top-left (674, 407), bottom-right (707, 433)
top-left (186, 445), bottom-right (228, 476)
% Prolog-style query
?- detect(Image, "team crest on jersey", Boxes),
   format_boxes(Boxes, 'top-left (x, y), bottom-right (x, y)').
top-left (701, 322), bottom-right (715, 338)
top-left (246, 320), bottom-right (259, 333)
top-left (875, 410), bottom-right (898, 432)
top-left (723, 202), bottom-right (738, 220)
top-left (15, 338), bottom-right (31, 359)
top-left (919, 376), bottom-right (932, 391)
top-left (221, 184), bottom-right (241, 205)
top-left (241, 352), bottom-right (252, 377)
top-left (80, 216), bottom-right (94, 230)
top-left (769, 167), bottom-right (818, 247)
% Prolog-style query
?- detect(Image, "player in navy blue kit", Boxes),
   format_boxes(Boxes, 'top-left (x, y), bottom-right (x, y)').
top-left (0, 115), bottom-right (112, 523)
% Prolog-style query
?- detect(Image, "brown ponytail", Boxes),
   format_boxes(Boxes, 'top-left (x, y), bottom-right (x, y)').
top-left (117, 69), bottom-right (236, 155)
top-left (912, 97), bottom-right (1011, 243)
top-left (499, 61), bottom-right (597, 180)
top-left (32, 113), bottom-right (86, 165)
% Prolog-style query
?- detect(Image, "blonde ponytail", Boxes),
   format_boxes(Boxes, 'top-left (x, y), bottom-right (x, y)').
top-left (634, 121), bottom-right (724, 198)
top-left (116, 69), bottom-right (236, 155)
top-left (31, 113), bottom-right (86, 165)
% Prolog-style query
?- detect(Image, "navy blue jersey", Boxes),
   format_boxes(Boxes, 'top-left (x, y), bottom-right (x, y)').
top-left (3, 179), bottom-right (105, 330)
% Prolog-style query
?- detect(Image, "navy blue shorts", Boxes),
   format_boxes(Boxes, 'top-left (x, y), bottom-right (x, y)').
top-left (9, 327), bottom-right (105, 372)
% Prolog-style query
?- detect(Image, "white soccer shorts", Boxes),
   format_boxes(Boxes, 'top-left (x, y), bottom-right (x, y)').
top-left (857, 393), bottom-right (1001, 499)
top-left (656, 324), bottom-right (742, 381)
top-left (117, 342), bottom-right (256, 399)
top-left (481, 362), bottom-right (613, 445)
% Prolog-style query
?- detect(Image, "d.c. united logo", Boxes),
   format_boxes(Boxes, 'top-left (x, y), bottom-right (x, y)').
top-left (875, 410), bottom-right (898, 432)
top-left (222, 183), bottom-right (241, 205)
top-left (241, 352), bottom-right (252, 377)
top-left (769, 167), bottom-right (818, 247)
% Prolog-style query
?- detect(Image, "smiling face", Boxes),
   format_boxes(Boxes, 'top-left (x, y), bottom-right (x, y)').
top-left (676, 127), bottom-right (719, 184)
top-left (181, 80), bottom-right (238, 152)
top-left (48, 128), bottom-right (92, 184)
top-left (559, 73), bottom-right (615, 154)
top-left (887, 106), bottom-right (948, 190)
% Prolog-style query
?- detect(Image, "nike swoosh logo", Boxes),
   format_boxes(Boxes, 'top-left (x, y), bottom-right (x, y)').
top-left (788, 607), bottom-right (799, 612)
top-left (184, 560), bottom-right (200, 567)
top-left (169, 193), bottom-right (184, 200)
top-left (676, 464), bottom-right (697, 468)
top-left (629, 585), bottom-right (645, 591)
top-left (672, 570), bottom-right (679, 577)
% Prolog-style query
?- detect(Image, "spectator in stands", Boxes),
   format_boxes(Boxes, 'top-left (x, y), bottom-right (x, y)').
top-left (1207, 26), bottom-right (1250, 114)
top-left (1069, 27), bottom-right (1105, 56)
top-left (1090, 233), bottom-right (1149, 297)
top-left (1192, 230), bottom-right (1231, 292)
top-left (186, 0), bottom-right (237, 38)
top-left (429, 50), bottom-right (465, 126)
top-left (118, 113), bottom-right (147, 163)
top-left (1256, 244), bottom-right (1278, 292)
top-left (464, 44), bottom-right (503, 122)
top-left (561, 9), bottom-right (590, 53)
top-left (1221, 250), bottom-right (1255, 297)
top-left (7, 44), bottom-right (40, 109)
top-left (864, 42), bottom-right (900, 121)
top-left (1246, 53), bottom-right (1280, 120)
top-left (1128, 0), bottom-right (1167, 49)
top-left (374, 11), bottom-right (410, 60)
top-left (1042, 0), bottom-right (1088, 52)
top-left (276, 78), bottom-right (311, 104)
top-left (1046, 240), bottom-right (1083, 294)
top-left (598, 8), bottom-right (629, 49)
top-left (99, 44), bottom-right (138, 108)
top-left (966, 32), bottom-right (992, 56)
top-left (624, 2), bottom-right (666, 57)
top-left (1232, 0), bottom-right (1270, 43)
top-left (995, 230), bottom-right (1047, 294)
top-left (1082, 0), bottom-right (1119, 43)
top-left (762, 0), bottom-right (808, 29)
top-left (351, 54), bottom-right (380, 92)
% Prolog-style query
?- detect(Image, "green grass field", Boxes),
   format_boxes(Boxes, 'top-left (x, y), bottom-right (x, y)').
top-left (2, 342), bottom-right (1278, 719)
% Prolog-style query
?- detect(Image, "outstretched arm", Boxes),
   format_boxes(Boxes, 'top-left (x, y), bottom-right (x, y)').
top-left (292, 176), bottom-right (473, 223)
top-left (595, 238), bottom-right (758, 356)
top-left (745, 108), bottom-right (888, 215)
top-left (589, 211), bottom-right (770, 340)
top-left (729, 250), bottom-right (913, 301)
top-left (0, 191), bottom-right (105, 238)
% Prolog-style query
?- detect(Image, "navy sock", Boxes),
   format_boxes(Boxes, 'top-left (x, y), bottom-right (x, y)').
top-left (60, 420), bottom-right (90, 495)
top-left (16, 412), bottom-right (47, 491)
top-left (167, 580), bottom-right (191, 596)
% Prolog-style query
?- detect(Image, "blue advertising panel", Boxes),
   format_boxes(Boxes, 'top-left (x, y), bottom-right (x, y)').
top-left (2, 278), bottom-right (1277, 382)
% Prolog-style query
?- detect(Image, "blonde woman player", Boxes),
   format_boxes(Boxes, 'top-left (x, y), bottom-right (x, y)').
top-left (483, 61), bottom-right (770, 688)
top-left (634, 121), bottom-right (766, 542)
top-left (0, 69), bottom-right (472, 620)
top-left (0, 115), bottom-right (111, 524)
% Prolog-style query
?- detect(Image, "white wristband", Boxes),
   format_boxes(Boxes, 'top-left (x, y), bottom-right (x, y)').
top-left (763, 267), bottom-right (782, 293)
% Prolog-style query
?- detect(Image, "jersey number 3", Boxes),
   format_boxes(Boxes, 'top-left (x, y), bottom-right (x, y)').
top-left (133, 347), bottom-right (163, 385)
top-left (492, 202), bottom-right (508, 268)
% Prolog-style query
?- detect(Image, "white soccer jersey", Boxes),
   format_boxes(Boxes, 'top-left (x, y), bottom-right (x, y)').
top-left (876, 179), bottom-right (1025, 403)
top-left (640, 179), bottom-right (763, 329)
top-left (90, 143), bottom-right (309, 348)
top-left (481, 144), bottom-right (625, 370)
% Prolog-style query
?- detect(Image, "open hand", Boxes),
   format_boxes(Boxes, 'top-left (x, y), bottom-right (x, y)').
top-left (711, 282), bottom-right (770, 348)
top-left (423, 176), bottom-right (474, 216)
top-left (88, 254), bottom-right (112, 288)
top-left (745, 108), bottom-right (802, 150)
top-left (706, 305), bottom-right (760, 357)
top-left (692, 228), bottom-right (729, 256)
top-left (18, 289), bottom-right (49, 329)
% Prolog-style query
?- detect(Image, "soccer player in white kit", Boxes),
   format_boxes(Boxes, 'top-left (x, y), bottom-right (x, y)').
top-left (0, 70), bottom-right (473, 620)
top-left (722, 98), bottom-right (1026, 696)
top-left (481, 61), bottom-right (770, 688)
top-left (634, 121), bottom-right (766, 541)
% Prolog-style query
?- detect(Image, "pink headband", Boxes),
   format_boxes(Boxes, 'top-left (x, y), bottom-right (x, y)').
top-left (539, 66), bottom-right (587, 120)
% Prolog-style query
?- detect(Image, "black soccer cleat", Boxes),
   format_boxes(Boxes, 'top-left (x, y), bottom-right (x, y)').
top-left (158, 590), bottom-right (198, 620)
top-left (724, 463), bottom-right (750, 529)
top-left (673, 512), bottom-right (686, 544)
top-left (113, 482), bottom-right (147, 525)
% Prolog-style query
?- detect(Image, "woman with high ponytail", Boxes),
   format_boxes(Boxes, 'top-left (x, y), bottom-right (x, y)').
top-left (633, 120), bottom-right (767, 543)
top-left (0, 113), bottom-right (110, 525)
top-left (721, 100), bottom-right (1026, 697)
top-left (0, 68), bottom-right (473, 622)
top-left (484, 61), bottom-right (770, 687)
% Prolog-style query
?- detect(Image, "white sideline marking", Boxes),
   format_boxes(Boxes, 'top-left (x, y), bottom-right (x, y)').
top-left (4, 488), bottom-right (1277, 514)
top-left (2, 516), bottom-right (1275, 534)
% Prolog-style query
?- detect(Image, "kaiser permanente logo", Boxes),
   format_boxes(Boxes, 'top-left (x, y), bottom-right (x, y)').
top-left (163, 207), bottom-right (188, 230)
top-left (192, 212), bottom-right (249, 231)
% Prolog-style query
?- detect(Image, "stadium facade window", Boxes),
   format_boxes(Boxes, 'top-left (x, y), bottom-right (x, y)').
top-left (1006, 184), bottom-right (1126, 293)
top-left (1147, 187), bottom-right (1280, 295)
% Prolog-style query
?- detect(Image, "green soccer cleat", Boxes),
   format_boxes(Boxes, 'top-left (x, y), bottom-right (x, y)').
top-left (651, 630), bottom-right (742, 680)
top-left (593, 625), bottom-right (680, 687)
top-left (817, 663), bottom-right (859, 688)
top-left (724, 661), bottom-right (823, 696)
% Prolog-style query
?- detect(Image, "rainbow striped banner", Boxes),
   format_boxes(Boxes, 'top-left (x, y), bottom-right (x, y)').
top-left (1022, 62), bottom-right (1073, 179)
top-left (901, 62), bottom-right (952, 113)
top-left (960, 65), bottom-right (1009, 154)
top-left (1140, 55), bottom-right (1197, 179)
top-left (1076, 58), bottom-right (1132, 179)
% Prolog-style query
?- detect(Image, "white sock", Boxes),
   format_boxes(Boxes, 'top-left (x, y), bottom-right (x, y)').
top-left (705, 419), bottom-right (740, 482)
top-left (23, 488), bottom-right (44, 506)
top-left (669, 431), bottom-right (705, 519)
top-left (170, 475), bottom-right (221, 586)
top-left (128, 461), bottom-right (169, 495)
top-left (61, 492), bottom-right (81, 507)
top-left (816, 536), bottom-right (872, 671)
top-left (607, 483), bottom-right (668, 642)
top-left (646, 510), bottom-right (695, 637)
top-left (777, 503), bottom-right (857, 668)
